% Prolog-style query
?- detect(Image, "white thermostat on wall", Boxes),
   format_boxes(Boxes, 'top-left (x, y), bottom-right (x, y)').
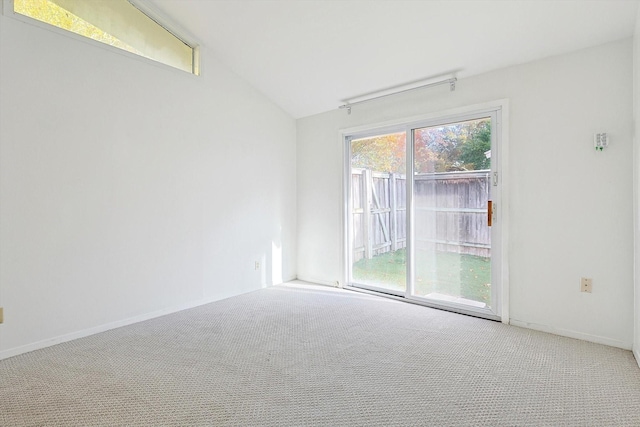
top-left (594, 133), bottom-right (608, 151)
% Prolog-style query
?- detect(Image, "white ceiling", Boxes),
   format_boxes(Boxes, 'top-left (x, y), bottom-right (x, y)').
top-left (150, 0), bottom-right (639, 119)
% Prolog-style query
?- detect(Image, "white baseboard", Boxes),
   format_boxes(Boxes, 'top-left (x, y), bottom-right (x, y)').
top-left (275, 275), bottom-right (298, 285)
top-left (5, 285), bottom-right (631, 361)
top-left (633, 348), bottom-right (640, 368)
top-left (510, 319), bottom-right (632, 350)
top-left (295, 275), bottom-right (340, 288)
top-left (0, 277), bottom-right (304, 361)
top-left (0, 295), bottom-right (229, 361)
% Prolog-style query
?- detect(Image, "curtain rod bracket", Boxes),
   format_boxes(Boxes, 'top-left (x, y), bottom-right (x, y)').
top-left (339, 104), bottom-right (352, 114)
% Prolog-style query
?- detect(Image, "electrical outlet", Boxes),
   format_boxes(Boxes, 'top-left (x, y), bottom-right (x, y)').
top-left (254, 261), bottom-right (260, 270)
top-left (580, 277), bottom-right (593, 293)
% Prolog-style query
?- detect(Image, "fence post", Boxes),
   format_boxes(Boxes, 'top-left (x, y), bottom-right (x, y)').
top-left (390, 173), bottom-right (397, 251)
top-left (363, 169), bottom-right (373, 259)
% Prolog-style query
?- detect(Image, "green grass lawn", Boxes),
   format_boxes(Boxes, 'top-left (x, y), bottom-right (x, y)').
top-left (352, 248), bottom-right (491, 305)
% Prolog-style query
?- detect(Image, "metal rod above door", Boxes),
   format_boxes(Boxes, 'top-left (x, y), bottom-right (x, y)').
top-left (339, 77), bottom-right (457, 114)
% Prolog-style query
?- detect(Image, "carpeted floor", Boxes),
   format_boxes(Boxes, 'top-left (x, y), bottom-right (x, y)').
top-left (1, 282), bottom-right (639, 426)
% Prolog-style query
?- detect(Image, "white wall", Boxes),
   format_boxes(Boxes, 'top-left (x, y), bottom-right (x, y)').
top-left (0, 13), bottom-right (296, 358)
top-left (298, 39), bottom-right (634, 349)
top-left (634, 9), bottom-right (640, 365)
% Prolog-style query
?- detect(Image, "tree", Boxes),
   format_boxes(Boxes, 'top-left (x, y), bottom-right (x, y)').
top-left (351, 133), bottom-right (406, 174)
top-left (14, 0), bottom-right (141, 55)
top-left (415, 118), bottom-right (491, 173)
top-left (460, 121), bottom-right (491, 170)
top-left (351, 118), bottom-right (491, 174)
top-left (414, 124), bottom-right (464, 173)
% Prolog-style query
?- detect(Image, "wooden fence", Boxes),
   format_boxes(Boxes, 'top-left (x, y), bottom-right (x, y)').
top-left (352, 168), bottom-right (491, 262)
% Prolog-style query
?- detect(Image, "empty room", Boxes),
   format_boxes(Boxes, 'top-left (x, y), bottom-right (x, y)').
top-left (1, 0), bottom-right (640, 425)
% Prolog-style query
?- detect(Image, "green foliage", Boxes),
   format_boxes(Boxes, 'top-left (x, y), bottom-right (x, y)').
top-left (460, 121), bottom-right (491, 170)
top-left (415, 118), bottom-right (491, 172)
top-left (352, 119), bottom-right (491, 174)
top-left (14, 0), bottom-right (141, 54)
top-left (352, 249), bottom-right (491, 303)
top-left (351, 132), bottom-right (406, 173)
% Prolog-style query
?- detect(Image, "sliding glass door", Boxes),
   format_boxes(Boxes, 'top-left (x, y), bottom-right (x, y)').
top-left (346, 109), bottom-right (501, 320)
top-left (412, 117), bottom-right (494, 312)
top-left (348, 131), bottom-right (407, 295)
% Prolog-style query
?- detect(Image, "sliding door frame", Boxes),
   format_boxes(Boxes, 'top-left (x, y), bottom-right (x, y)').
top-left (341, 100), bottom-right (510, 324)
top-left (343, 124), bottom-right (408, 297)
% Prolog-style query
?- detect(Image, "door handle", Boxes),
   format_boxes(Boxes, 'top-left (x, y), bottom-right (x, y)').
top-left (488, 200), bottom-right (493, 227)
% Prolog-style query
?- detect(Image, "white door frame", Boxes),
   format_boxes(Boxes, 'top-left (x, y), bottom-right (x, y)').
top-left (341, 100), bottom-right (509, 324)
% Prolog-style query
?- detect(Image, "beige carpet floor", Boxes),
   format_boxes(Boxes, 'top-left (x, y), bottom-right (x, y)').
top-left (1, 282), bottom-right (639, 426)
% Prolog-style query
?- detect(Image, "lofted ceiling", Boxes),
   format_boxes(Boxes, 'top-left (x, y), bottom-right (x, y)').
top-left (149, 0), bottom-right (639, 119)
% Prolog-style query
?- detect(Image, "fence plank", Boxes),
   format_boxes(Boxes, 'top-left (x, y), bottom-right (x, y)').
top-left (363, 169), bottom-right (373, 259)
top-left (390, 173), bottom-right (397, 251)
top-left (352, 169), bottom-right (491, 260)
top-left (371, 182), bottom-right (390, 243)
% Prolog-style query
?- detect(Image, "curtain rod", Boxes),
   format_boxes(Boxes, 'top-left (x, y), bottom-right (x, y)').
top-left (339, 77), bottom-right (457, 114)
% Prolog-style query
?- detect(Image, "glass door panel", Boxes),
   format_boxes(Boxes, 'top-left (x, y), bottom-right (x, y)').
top-left (349, 131), bottom-right (406, 294)
top-left (412, 118), bottom-right (492, 309)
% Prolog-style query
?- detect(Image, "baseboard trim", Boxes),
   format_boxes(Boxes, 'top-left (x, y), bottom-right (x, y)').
top-left (0, 278), bottom-right (303, 362)
top-left (295, 275), bottom-right (340, 288)
top-left (510, 319), bottom-right (632, 350)
top-left (0, 295), bottom-right (231, 361)
top-left (4, 286), bottom-right (631, 360)
top-left (276, 275), bottom-right (298, 285)
top-left (633, 348), bottom-right (640, 368)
